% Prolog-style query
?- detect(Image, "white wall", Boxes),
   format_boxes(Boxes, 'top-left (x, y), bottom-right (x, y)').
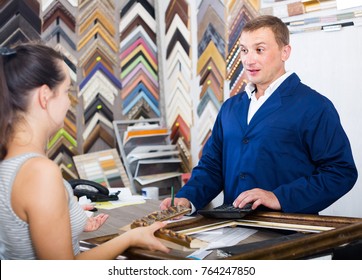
top-left (286, 26), bottom-right (362, 218)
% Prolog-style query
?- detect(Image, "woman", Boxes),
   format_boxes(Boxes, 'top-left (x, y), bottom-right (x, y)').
top-left (0, 42), bottom-right (169, 259)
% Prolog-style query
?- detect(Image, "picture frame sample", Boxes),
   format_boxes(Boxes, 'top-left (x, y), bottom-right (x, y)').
top-left (113, 118), bottom-right (163, 193)
top-left (73, 148), bottom-right (131, 189)
top-left (82, 210), bottom-right (362, 260)
top-left (113, 118), bottom-right (182, 195)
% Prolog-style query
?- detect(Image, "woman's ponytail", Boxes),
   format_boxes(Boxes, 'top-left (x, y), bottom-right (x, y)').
top-left (0, 52), bottom-right (15, 160)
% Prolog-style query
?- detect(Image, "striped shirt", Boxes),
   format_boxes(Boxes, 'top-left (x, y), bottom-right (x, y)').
top-left (0, 153), bottom-right (87, 259)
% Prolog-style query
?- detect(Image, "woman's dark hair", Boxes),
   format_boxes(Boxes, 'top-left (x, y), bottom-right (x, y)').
top-left (0, 42), bottom-right (65, 160)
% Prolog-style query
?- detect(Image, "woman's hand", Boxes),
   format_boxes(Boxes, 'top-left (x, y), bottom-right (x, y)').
top-left (127, 222), bottom-right (170, 253)
top-left (81, 204), bottom-right (109, 232)
top-left (83, 213), bottom-right (109, 232)
top-left (84, 213), bottom-right (109, 232)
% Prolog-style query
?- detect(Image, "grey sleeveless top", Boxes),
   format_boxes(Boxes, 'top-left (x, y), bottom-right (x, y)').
top-left (0, 153), bottom-right (87, 259)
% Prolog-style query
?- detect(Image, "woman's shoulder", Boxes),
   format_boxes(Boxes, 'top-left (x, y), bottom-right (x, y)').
top-left (12, 154), bottom-right (62, 190)
top-left (1, 153), bottom-right (58, 177)
top-left (21, 156), bottom-right (61, 178)
top-left (11, 154), bottom-right (65, 219)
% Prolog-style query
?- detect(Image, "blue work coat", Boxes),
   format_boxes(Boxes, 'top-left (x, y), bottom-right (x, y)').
top-left (177, 73), bottom-right (357, 214)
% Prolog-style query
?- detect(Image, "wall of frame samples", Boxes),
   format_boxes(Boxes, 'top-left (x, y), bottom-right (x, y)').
top-left (1, 0), bottom-right (362, 217)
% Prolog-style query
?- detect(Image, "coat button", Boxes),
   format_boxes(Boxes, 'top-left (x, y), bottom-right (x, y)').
top-left (240, 173), bottom-right (246, 179)
top-left (242, 138), bottom-right (249, 144)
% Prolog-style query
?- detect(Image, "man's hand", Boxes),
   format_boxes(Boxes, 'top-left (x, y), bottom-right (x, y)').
top-left (159, 197), bottom-right (191, 210)
top-left (159, 197), bottom-right (191, 219)
top-left (233, 188), bottom-right (281, 210)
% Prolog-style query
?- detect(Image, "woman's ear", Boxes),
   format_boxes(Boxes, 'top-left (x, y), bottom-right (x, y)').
top-left (38, 84), bottom-right (51, 109)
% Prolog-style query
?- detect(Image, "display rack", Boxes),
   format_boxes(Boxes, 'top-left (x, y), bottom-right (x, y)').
top-left (113, 118), bottom-right (182, 197)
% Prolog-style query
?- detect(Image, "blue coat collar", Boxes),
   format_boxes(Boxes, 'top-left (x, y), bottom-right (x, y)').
top-left (232, 73), bottom-right (301, 132)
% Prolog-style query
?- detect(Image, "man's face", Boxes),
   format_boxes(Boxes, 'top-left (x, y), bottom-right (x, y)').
top-left (239, 27), bottom-right (290, 91)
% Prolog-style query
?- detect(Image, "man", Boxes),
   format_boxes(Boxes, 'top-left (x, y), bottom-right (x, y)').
top-left (160, 15), bottom-right (357, 214)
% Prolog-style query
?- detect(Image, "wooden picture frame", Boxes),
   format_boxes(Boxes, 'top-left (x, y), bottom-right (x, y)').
top-left (82, 210), bottom-right (362, 260)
